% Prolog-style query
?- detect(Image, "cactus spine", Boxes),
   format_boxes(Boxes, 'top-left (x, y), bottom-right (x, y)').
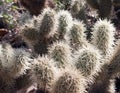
top-left (70, 0), bottom-right (86, 20)
top-left (56, 10), bottom-right (73, 40)
top-left (0, 43), bottom-right (31, 80)
top-left (11, 49), bottom-right (31, 77)
top-left (58, 0), bottom-right (72, 10)
top-left (38, 8), bottom-right (57, 38)
top-left (67, 20), bottom-right (87, 51)
top-left (74, 46), bottom-right (102, 76)
top-left (32, 56), bottom-right (55, 92)
top-left (92, 19), bottom-right (115, 57)
top-left (52, 68), bottom-right (86, 93)
top-left (48, 42), bottom-right (72, 68)
top-left (21, 8), bottom-right (57, 55)
top-left (107, 44), bottom-right (120, 75)
top-left (0, 2), bottom-right (119, 92)
top-left (0, 43), bottom-right (15, 72)
top-left (0, 43), bottom-right (32, 92)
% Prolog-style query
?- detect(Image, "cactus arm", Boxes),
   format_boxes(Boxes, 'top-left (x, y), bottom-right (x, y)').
top-left (107, 44), bottom-right (120, 76)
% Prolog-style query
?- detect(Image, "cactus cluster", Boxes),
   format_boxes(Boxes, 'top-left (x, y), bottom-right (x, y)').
top-left (21, 8), bottom-right (57, 55)
top-left (0, 43), bottom-right (32, 93)
top-left (0, 1), bottom-right (120, 93)
top-left (19, 7), bottom-right (120, 93)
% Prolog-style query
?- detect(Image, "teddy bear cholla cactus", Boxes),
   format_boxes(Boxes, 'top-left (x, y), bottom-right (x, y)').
top-left (86, 19), bottom-right (117, 93)
top-left (38, 8), bottom-right (57, 37)
top-left (0, 43), bottom-right (31, 78)
top-left (74, 45), bottom-right (102, 77)
top-left (0, 44), bottom-right (15, 93)
top-left (70, 0), bottom-right (86, 19)
top-left (21, 21), bottom-right (39, 43)
top-left (21, 9), bottom-right (74, 55)
top-left (48, 42), bottom-right (72, 68)
top-left (31, 56), bottom-right (56, 92)
top-left (50, 18), bottom-right (116, 93)
top-left (92, 19), bottom-right (115, 57)
top-left (0, 43), bottom-right (15, 71)
top-left (67, 20), bottom-right (88, 51)
top-left (52, 67), bottom-right (87, 93)
top-left (20, 7), bottom-right (120, 93)
top-left (85, 41), bottom-right (120, 93)
top-left (12, 49), bottom-right (32, 77)
top-left (0, 43), bottom-right (32, 92)
top-left (70, 0), bottom-right (84, 16)
top-left (56, 10), bottom-right (73, 40)
top-left (21, 8), bottom-right (57, 55)
top-left (58, 0), bottom-right (73, 10)
top-left (21, 8), bottom-right (57, 39)
top-left (107, 43), bottom-right (120, 76)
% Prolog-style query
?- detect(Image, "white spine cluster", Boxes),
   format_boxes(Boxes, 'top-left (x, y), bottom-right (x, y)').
top-left (74, 45), bottom-right (102, 76)
top-left (92, 19), bottom-right (115, 56)
top-left (52, 67), bottom-right (86, 93)
top-left (48, 42), bottom-right (72, 68)
top-left (56, 10), bottom-right (73, 40)
top-left (31, 56), bottom-right (56, 91)
top-left (67, 20), bottom-right (87, 51)
top-left (38, 8), bottom-right (57, 37)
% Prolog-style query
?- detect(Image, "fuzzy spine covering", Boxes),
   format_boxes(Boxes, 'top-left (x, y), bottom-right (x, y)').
top-left (52, 68), bottom-right (86, 93)
top-left (92, 19), bottom-right (115, 57)
top-left (32, 56), bottom-right (55, 92)
top-left (38, 8), bottom-right (57, 38)
top-left (67, 20), bottom-right (87, 51)
top-left (74, 45), bottom-right (102, 76)
top-left (70, 0), bottom-right (86, 20)
top-left (21, 8), bottom-right (57, 55)
top-left (48, 42), bottom-right (72, 68)
top-left (56, 10), bottom-right (73, 40)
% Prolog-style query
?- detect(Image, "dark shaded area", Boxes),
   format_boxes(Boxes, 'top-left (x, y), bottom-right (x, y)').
top-left (14, 71), bottom-right (33, 91)
top-left (19, 0), bottom-right (55, 16)
top-left (115, 77), bottom-right (120, 92)
top-left (36, 89), bottom-right (49, 93)
top-left (0, 77), bottom-right (15, 93)
top-left (114, 6), bottom-right (120, 20)
top-left (0, 17), bottom-right (8, 29)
